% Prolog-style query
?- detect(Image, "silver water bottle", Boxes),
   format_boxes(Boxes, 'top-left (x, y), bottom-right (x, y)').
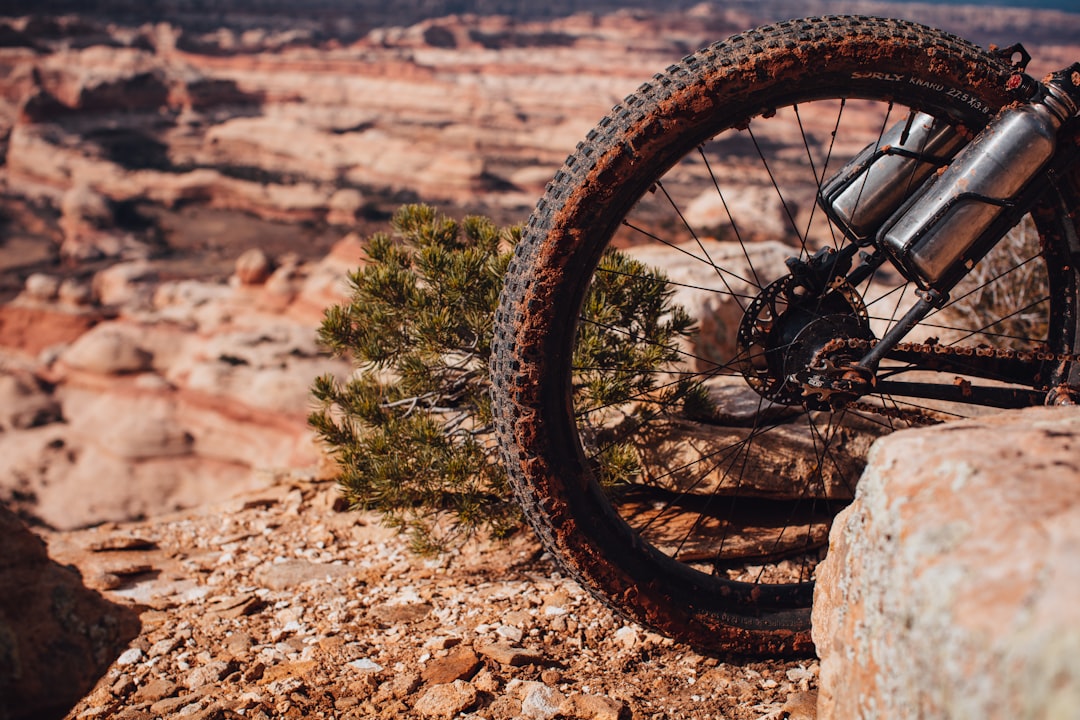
top-left (819, 112), bottom-right (965, 242)
top-left (880, 68), bottom-right (1080, 287)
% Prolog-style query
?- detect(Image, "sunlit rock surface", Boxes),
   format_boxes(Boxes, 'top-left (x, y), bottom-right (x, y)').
top-left (814, 406), bottom-right (1080, 720)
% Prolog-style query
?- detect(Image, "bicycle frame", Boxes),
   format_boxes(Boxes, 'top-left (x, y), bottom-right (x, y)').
top-left (812, 60), bottom-right (1080, 406)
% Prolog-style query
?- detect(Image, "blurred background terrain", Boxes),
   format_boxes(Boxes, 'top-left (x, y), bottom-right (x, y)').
top-left (0, 0), bottom-right (1077, 530)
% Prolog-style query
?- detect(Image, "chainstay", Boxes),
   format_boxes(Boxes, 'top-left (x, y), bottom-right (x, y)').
top-left (820, 337), bottom-right (1080, 425)
top-left (822, 336), bottom-right (1080, 365)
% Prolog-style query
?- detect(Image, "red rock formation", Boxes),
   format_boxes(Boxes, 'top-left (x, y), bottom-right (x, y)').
top-left (0, 1), bottom-right (1077, 534)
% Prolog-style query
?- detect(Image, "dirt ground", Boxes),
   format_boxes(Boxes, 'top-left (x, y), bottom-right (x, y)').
top-left (50, 471), bottom-right (818, 720)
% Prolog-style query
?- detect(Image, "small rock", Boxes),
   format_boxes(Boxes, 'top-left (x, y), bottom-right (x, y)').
top-left (188, 705), bottom-right (224, 720)
top-left (150, 694), bottom-right (198, 715)
top-left (422, 647), bottom-right (482, 685)
top-left (92, 571), bottom-right (124, 590)
top-left (90, 536), bottom-right (158, 552)
top-left (254, 559), bottom-right (355, 590)
top-left (613, 625), bottom-right (639, 650)
top-left (116, 647), bottom-right (145, 666)
top-left (148, 636), bottom-right (182, 658)
top-left (477, 642), bottom-right (544, 667)
top-left (111, 674), bottom-right (136, 697)
top-left (24, 273), bottom-right (60, 301)
top-left (265, 676), bottom-right (306, 695)
top-left (495, 625), bottom-right (524, 643)
top-left (373, 602), bottom-right (433, 624)
top-left (208, 592), bottom-right (265, 618)
top-left (102, 563), bottom-right (154, 579)
top-left (132, 678), bottom-right (177, 704)
top-left (242, 662), bottom-right (266, 683)
top-left (224, 632), bottom-right (254, 657)
top-left (781, 691), bottom-right (818, 720)
top-left (561, 692), bottom-right (627, 720)
top-left (423, 636), bottom-right (462, 651)
top-left (234, 248), bottom-right (274, 285)
top-left (520, 682), bottom-right (566, 720)
top-left (414, 680), bottom-right (478, 719)
top-left (540, 669), bottom-right (562, 685)
top-left (348, 658), bottom-right (383, 672)
top-left (472, 668), bottom-right (500, 694)
top-left (184, 660), bottom-right (235, 690)
top-left (334, 696), bottom-right (361, 710)
top-left (389, 672), bottom-right (421, 699)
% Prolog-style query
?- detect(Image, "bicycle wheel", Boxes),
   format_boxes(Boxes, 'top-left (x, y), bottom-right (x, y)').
top-left (491, 16), bottom-right (1080, 656)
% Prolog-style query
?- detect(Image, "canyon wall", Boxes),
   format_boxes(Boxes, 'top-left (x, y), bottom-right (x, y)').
top-left (0, 2), bottom-right (1077, 529)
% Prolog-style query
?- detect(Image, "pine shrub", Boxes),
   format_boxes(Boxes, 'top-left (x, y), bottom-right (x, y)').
top-left (310, 204), bottom-right (705, 552)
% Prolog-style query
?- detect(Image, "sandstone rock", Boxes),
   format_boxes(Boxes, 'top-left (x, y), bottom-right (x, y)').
top-left (184, 660), bottom-right (237, 690)
top-left (326, 187), bottom-right (365, 225)
top-left (253, 559), bottom-right (356, 590)
top-left (59, 183), bottom-right (114, 257)
top-left (388, 671), bottom-right (421, 698)
top-left (92, 260), bottom-right (159, 308)
top-left (413, 679), bottom-right (478, 718)
top-left (233, 248), bottom-right (274, 285)
top-left (152, 280), bottom-right (233, 319)
top-left (0, 305), bottom-right (99, 357)
top-left (59, 185), bottom-right (111, 226)
top-left (421, 646), bottom-right (481, 685)
top-left (132, 678), bottom-right (178, 704)
top-left (262, 262), bottom-right (303, 303)
top-left (781, 691), bottom-right (817, 720)
top-left (477, 642), bottom-right (544, 666)
top-left (0, 504), bottom-right (140, 720)
top-left (57, 278), bottom-right (95, 307)
top-left (625, 239), bottom-right (791, 370)
top-left (60, 322), bottom-right (154, 374)
top-left (519, 682), bottom-right (566, 720)
top-left (65, 391), bottom-right (191, 460)
top-left (813, 406), bottom-right (1080, 720)
top-left (560, 692), bottom-right (627, 720)
top-left (0, 371), bottom-right (61, 430)
top-left (23, 273), bottom-right (60, 302)
top-left (18, 438), bottom-right (256, 530)
top-left (180, 356), bottom-right (334, 417)
top-left (682, 183), bottom-right (791, 242)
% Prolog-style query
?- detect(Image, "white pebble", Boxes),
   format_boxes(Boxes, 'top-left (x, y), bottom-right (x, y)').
top-left (496, 625), bottom-right (524, 643)
top-left (116, 648), bottom-right (144, 666)
top-left (348, 658), bottom-right (383, 672)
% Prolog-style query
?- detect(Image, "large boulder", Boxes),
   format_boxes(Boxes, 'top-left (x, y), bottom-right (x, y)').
top-left (813, 406), bottom-right (1080, 719)
top-left (0, 504), bottom-right (140, 720)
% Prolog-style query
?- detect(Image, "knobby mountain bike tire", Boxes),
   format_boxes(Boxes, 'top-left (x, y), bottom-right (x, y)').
top-left (491, 15), bottom-right (1080, 656)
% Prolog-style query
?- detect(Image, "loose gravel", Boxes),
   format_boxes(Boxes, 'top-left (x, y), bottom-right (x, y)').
top-left (48, 471), bottom-right (818, 720)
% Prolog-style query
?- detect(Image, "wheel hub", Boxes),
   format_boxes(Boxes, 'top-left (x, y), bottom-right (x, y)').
top-left (736, 273), bottom-right (874, 407)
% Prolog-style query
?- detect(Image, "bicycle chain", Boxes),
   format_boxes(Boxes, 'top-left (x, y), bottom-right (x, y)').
top-left (816, 337), bottom-right (1080, 424)
top-left (819, 336), bottom-right (1080, 366)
